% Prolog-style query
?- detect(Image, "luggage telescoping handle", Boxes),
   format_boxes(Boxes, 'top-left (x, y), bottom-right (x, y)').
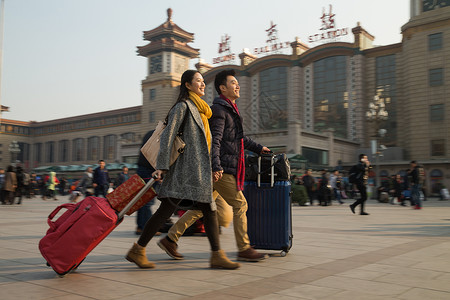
top-left (117, 177), bottom-right (156, 219)
top-left (257, 153), bottom-right (275, 188)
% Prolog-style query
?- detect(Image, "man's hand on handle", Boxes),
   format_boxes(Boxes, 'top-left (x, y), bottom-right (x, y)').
top-left (261, 147), bottom-right (271, 154)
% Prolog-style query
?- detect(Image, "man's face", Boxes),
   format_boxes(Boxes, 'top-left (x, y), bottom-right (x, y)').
top-left (0, 169), bottom-right (4, 174)
top-left (220, 76), bottom-right (240, 101)
top-left (100, 161), bottom-right (105, 169)
top-left (123, 167), bottom-right (128, 174)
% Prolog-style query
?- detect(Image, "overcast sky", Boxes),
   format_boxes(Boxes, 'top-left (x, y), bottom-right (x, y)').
top-left (1, 0), bottom-right (409, 122)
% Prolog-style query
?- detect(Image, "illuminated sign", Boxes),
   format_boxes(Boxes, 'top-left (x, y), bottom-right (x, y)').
top-left (308, 4), bottom-right (349, 43)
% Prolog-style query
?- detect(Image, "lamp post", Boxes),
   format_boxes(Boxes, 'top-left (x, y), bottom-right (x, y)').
top-left (366, 92), bottom-right (388, 193)
top-left (8, 140), bottom-right (20, 166)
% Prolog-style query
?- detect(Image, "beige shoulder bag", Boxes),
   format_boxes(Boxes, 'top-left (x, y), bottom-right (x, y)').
top-left (140, 114), bottom-right (186, 170)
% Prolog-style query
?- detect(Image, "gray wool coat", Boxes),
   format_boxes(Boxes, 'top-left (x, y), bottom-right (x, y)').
top-left (156, 99), bottom-right (213, 204)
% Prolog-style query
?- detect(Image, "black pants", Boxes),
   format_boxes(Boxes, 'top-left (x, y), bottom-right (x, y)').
top-left (306, 188), bottom-right (315, 204)
top-left (95, 184), bottom-right (109, 197)
top-left (138, 198), bottom-right (220, 251)
top-left (352, 183), bottom-right (367, 213)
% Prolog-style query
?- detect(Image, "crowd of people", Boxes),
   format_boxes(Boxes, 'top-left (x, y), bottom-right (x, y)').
top-left (0, 165), bottom-right (54, 204)
top-left (290, 159), bottom-right (429, 212)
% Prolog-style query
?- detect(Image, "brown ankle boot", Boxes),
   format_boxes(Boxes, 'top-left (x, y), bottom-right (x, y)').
top-left (210, 250), bottom-right (240, 269)
top-left (126, 243), bottom-right (155, 268)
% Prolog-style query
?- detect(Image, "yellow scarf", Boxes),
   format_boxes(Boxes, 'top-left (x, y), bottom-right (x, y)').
top-left (188, 91), bottom-right (212, 152)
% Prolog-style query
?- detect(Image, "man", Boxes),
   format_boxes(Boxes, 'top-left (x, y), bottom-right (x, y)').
top-left (93, 160), bottom-right (110, 197)
top-left (302, 169), bottom-right (316, 205)
top-left (349, 154), bottom-right (371, 215)
top-left (115, 166), bottom-right (130, 188)
top-left (330, 170), bottom-right (344, 204)
top-left (212, 69), bottom-right (271, 261)
top-left (318, 169), bottom-right (331, 206)
top-left (409, 160), bottom-right (423, 210)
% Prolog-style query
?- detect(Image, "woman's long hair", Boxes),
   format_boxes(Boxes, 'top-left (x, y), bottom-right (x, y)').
top-left (165, 70), bottom-right (200, 123)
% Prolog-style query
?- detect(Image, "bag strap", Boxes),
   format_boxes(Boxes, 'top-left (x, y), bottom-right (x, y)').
top-left (164, 102), bottom-right (188, 137)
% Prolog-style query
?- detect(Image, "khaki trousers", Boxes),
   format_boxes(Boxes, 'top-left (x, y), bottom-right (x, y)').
top-left (214, 173), bottom-right (250, 252)
top-left (167, 190), bottom-right (233, 243)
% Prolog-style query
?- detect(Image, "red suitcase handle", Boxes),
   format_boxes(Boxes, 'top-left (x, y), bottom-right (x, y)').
top-left (47, 203), bottom-right (76, 231)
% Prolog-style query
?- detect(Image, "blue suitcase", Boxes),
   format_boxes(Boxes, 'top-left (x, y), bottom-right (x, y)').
top-left (244, 181), bottom-right (292, 256)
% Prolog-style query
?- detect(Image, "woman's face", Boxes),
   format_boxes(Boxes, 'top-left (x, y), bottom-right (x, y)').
top-left (186, 72), bottom-right (205, 96)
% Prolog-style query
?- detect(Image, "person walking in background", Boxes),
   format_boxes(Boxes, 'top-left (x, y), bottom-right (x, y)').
top-left (115, 166), bottom-right (130, 188)
top-left (30, 173), bottom-right (38, 198)
top-left (409, 160), bottom-right (424, 210)
top-left (22, 171), bottom-right (31, 199)
top-left (330, 170), bottom-right (344, 204)
top-left (0, 168), bottom-right (5, 204)
top-left (59, 176), bottom-right (67, 196)
top-left (318, 169), bottom-right (331, 206)
top-left (390, 174), bottom-right (403, 205)
top-left (93, 160), bottom-right (110, 198)
top-left (45, 171), bottom-right (59, 201)
top-left (126, 70), bottom-right (239, 270)
top-left (302, 169), bottom-right (316, 206)
top-left (79, 167), bottom-right (94, 197)
top-left (134, 130), bottom-right (161, 236)
top-left (14, 166), bottom-right (24, 205)
top-left (349, 154), bottom-right (371, 215)
top-left (3, 166), bottom-right (17, 205)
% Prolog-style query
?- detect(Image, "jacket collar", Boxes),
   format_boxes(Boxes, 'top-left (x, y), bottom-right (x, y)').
top-left (184, 99), bottom-right (206, 135)
top-left (213, 97), bottom-right (238, 114)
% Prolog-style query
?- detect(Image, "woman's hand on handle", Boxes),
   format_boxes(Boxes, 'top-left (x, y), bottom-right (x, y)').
top-left (152, 170), bottom-right (166, 182)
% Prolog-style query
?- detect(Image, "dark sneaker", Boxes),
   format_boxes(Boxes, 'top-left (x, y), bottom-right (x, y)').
top-left (360, 212), bottom-right (370, 215)
top-left (237, 247), bottom-right (267, 262)
top-left (157, 237), bottom-right (184, 260)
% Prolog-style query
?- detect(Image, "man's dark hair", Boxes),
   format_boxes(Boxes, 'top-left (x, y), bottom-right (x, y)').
top-left (214, 69), bottom-right (236, 95)
top-left (98, 160), bottom-right (105, 163)
top-left (410, 160), bottom-right (417, 164)
top-left (358, 154), bottom-right (366, 160)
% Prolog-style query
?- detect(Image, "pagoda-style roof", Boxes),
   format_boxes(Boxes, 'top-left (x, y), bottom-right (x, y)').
top-left (137, 8), bottom-right (199, 58)
top-left (137, 38), bottom-right (199, 58)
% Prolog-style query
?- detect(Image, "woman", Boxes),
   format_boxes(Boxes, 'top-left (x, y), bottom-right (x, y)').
top-left (126, 70), bottom-right (239, 270)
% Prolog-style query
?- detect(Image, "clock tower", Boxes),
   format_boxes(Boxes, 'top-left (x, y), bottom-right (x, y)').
top-left (137, 8), bottom-right (199, 131)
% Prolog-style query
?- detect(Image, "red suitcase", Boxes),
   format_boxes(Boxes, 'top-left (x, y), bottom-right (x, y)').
top-left (39, 178), bottom-right (156, 276)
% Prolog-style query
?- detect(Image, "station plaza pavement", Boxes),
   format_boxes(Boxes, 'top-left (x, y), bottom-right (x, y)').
top-left (1, 195), bottom-right (450, 300)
